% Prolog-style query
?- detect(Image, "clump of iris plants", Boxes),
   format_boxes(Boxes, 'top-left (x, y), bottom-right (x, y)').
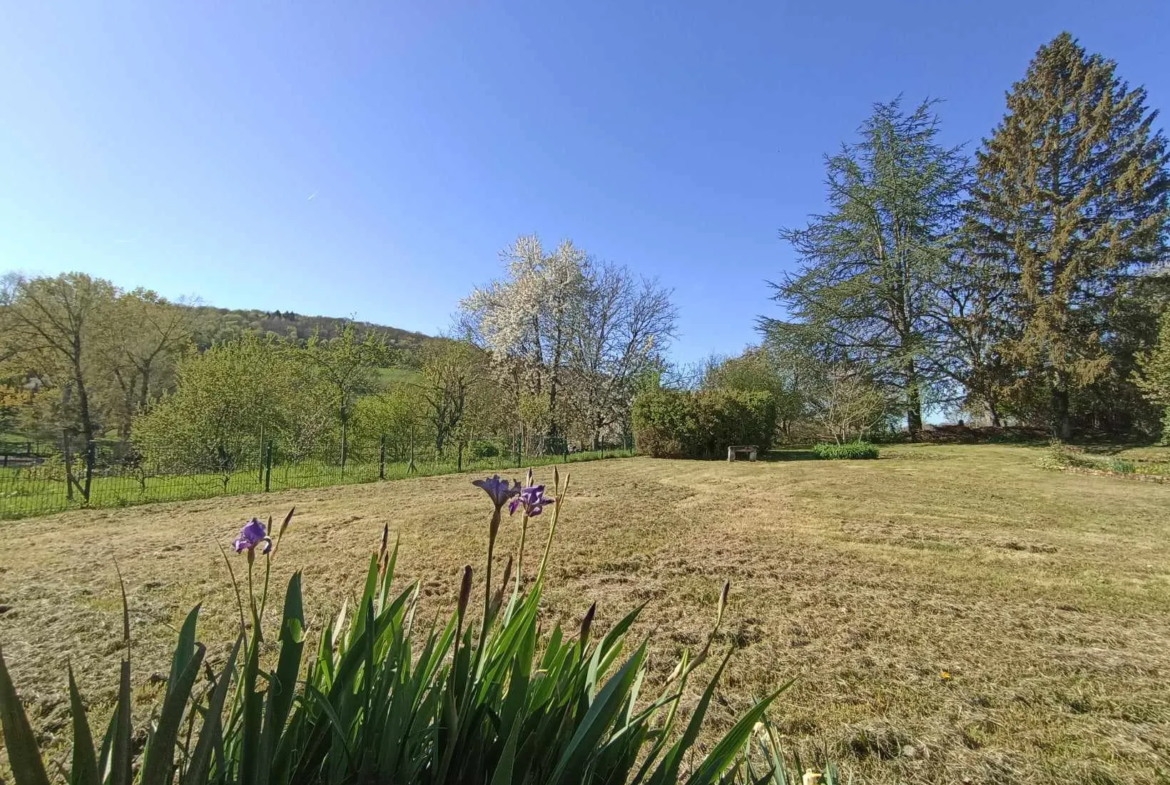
top-left (0, 469), bottom-right (836, 784)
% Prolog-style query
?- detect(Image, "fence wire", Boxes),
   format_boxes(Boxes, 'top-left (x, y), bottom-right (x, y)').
top-left (0, 433), bottom-right (633, 520)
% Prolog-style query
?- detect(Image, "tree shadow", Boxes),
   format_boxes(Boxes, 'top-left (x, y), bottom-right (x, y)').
top-left (758, 449), bottom-right (820, 462)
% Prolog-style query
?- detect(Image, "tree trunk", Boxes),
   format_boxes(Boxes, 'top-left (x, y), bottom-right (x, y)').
top-left (1051, 382), bottom-right (1071, 441)
top-left (905, 360), bottom-right (923, 441)
top-left (987, 402), bottom-right (1002, 429)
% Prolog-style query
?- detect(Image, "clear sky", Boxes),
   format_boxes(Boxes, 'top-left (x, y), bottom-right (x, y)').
top-left (1, 1), bottom-right (1167, 364)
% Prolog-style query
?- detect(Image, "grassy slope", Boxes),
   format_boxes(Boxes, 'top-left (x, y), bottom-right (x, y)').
top-left (1, 444), bottom-right (1168, 784)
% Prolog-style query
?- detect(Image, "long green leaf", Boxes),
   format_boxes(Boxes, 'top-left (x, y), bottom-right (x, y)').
top-left (140, 642), bottom-right (206, 785)
top-left (683, 680), bottom-right (794, 785)
top-left (107, 658), bottom-right (133, 785)
top-left (166, 607), bottom-right (201, 695)
top-left (271, 572), bottom-right (305, 732)
top-left (108, 569), bottom-right (133, 785)
top-left (67, 665), bottom-right (99, 785)
top-left (646, 650), bottom-right (734, 785)
top-left (547, 642), bottom-right (648, 785)
top-left (185, 635), bottom-right (241, 785)
top-left (488, 716), bottom-right (523, 785)
top-left (0, 647), bottom-right (51, 785)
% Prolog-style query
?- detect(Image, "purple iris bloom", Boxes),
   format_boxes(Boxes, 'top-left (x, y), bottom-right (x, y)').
top-left (472, 475), bottom-right (520, 510)
top-left (509, 483), bottom-right (554, 517)
top-left (233, 518), bottom-right (273, 554)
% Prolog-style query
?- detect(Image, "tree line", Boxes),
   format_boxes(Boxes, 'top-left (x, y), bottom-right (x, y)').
top-left (0, 239), bottom-right (676, 473)
top-left (3, 33), bottom-right (1167, 460)
top-left (742, 33), bottom-right (1169, 442)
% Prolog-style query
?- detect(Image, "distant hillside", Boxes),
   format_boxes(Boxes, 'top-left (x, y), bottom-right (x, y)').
top-left (188, 305), bottom-right (433, 351)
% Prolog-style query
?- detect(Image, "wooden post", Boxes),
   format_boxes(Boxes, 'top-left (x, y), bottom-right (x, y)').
top-left (264, 441), bottom-right (273, 492)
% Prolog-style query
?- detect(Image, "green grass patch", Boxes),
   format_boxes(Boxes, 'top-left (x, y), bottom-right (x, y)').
top-left (0, 448), bottom-right (634, 520)
top-left (812, 441), bottom-right (880, 460)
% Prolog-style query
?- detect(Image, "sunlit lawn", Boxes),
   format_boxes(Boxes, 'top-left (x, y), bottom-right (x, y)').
top-left (2, 444), bottom-right (1169, 784)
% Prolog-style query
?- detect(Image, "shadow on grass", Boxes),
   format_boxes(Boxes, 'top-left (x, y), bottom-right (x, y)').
top-left (759, 449), bottom-right (820, 462)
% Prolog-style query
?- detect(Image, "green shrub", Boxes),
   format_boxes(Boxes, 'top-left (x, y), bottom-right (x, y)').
top-left (813, 441), bottom-right (880, 460)
top-left (1105, 457), bottom-right (1137, 474)
top-left (632, 389), bottom-right (777, 459)
top-left (469, 439), bottom-right (501, 459)
top-left (0, 471), bottom-right (836, 785)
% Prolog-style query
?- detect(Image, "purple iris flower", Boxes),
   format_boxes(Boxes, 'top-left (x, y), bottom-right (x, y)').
top-left (509, 483), bottom-right (554, 517)
top-left (233, 518), bottom-right (273, 555)
top-left (472, 475), bottom-right (520, 510)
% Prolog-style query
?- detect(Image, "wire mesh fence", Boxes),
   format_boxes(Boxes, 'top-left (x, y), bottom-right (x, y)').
top-left (0, 432), bottom-right (634, 520)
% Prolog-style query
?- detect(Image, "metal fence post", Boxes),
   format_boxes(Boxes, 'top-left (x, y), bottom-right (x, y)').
top-left (515, 431), bottom-right (521, 468)
top-left (408, 425), bottom-right (417, 474)
top-left (457, 441), bottom-right (464, 472)
top-left (563, 437), bottom-right (569, 463)
top-left (84, 441), bottom-right (95, 503)
top-left (379, 434), bottom-right (386, 480)
top-left (264, 441), bottom-right (273, 492)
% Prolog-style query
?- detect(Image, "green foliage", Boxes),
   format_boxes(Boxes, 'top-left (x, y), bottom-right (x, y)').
top-left (469, 439), bottom-right (501, 459)
top-left (0, 480), bottom-right (832, 785)
top-left (765, 99), bottom-right (968, 437)
top-left (966, 32), bottom-right (1170, 439)
top-left (1137, 309), bottom-right (1170, 442)
top-left (702, 347), bottom-right (803, 438)
top-left (632, 389), bottom-right (777, 459)
top-left (812, 441), bottom-right (880, 460)
top-left (1043, 443), bottom-right (1170, 478)
top-left (133, 334), bottom-right (328, 476)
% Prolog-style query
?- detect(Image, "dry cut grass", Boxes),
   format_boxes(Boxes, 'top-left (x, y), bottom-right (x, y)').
top-left (1, 444), bottom-right (1169, 784)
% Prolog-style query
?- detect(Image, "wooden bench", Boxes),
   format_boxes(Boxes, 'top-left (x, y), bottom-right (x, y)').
top-left (726, 445), bottom-right (758, 462)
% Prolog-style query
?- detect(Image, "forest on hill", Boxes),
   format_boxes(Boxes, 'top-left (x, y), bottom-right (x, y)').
top-left (187, 305), bottom-right (431, 350)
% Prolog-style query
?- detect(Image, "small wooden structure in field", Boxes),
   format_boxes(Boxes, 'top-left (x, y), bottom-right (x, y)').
top-left (726, 445), bottom-right (758, 462)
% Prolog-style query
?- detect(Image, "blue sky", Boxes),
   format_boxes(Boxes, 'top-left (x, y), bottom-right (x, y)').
top-left (1, 1), bottom-right (1167, 365)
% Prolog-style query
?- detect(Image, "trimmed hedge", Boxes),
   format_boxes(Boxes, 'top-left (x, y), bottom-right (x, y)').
top-left (632, 388), bottom-right (777, 458)
top-left (813, 441), bottom-right (880, 460)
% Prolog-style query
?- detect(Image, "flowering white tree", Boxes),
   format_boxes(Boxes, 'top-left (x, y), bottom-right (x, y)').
top-left (459, 235), bottom-right (676, 445)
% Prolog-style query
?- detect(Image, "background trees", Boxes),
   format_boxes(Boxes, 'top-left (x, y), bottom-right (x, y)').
top-left (762, 34), bottom-right (1169, 441)
top-left (1, 36), bottom-right (1166, 456)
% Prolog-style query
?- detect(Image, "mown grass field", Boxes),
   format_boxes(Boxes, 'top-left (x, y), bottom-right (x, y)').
top-left (2, 444), bottom-right (1169, 784)
top-left (0, 448), bottom-right (634, 520)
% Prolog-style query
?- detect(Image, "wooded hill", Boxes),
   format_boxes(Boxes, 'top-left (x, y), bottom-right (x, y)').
top-left (187, 305), bottom-right (432, 351)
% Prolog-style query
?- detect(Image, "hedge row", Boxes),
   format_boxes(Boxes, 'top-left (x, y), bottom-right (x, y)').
top-left (632, 389), bottom-right (777, 459)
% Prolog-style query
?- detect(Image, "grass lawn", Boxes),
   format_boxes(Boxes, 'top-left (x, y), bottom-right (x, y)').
top-left (0, 448), bottom-right (634, 520)
top-left (1, 444), bottom-right (1168, 783)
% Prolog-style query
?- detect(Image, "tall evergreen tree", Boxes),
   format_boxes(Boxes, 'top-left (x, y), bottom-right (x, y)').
top-left (765, 99), bottom-right (967, 438)
top-left (966, 33), bottom-right (1170, 439)
top-left (1136, 307), bottom-right (1170, 441)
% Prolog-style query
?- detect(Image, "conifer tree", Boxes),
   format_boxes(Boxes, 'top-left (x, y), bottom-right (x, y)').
top-left (966, 33), bottom-right (1169, 439)
top-left (767, 99), bottom-right (967, 438)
